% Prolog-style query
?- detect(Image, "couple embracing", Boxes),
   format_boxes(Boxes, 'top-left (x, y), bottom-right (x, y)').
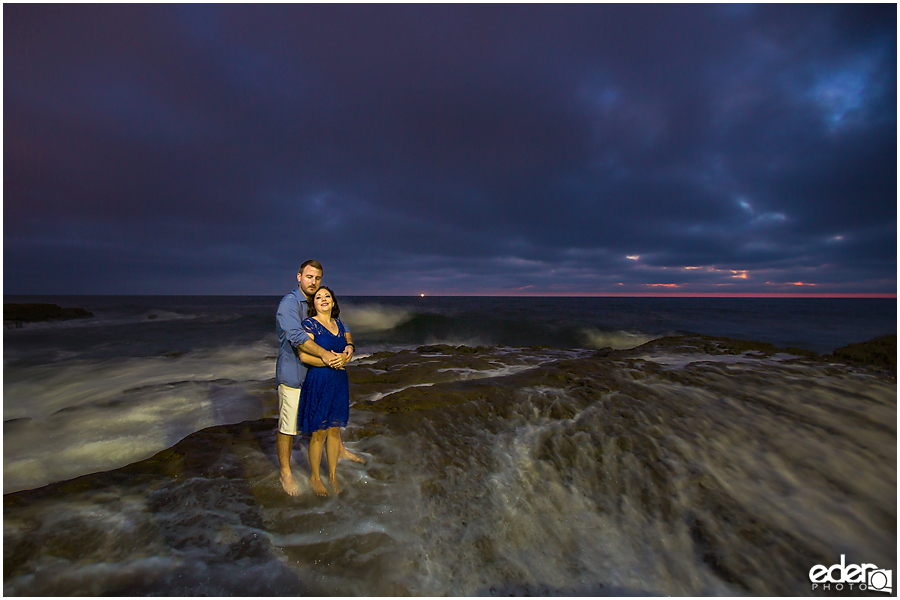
top-left (275, 259), bottom-right (364, 497)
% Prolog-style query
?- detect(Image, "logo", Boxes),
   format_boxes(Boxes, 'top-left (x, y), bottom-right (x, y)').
top-left (809, 555), bottom-right (892, 593)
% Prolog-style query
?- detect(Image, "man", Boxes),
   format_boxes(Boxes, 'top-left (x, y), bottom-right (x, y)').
top-left (275, 259), bottom-right (363, 496)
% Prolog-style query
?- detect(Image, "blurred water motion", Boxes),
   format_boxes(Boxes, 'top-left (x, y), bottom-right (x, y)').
top-left (4, 337), bottom-right (895, 595)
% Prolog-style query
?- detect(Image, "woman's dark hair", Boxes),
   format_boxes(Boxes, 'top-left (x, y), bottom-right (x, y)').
top-left (307, 286), bottom-right (340, 319)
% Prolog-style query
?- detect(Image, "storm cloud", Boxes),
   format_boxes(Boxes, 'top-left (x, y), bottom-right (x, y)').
top-left (4, 4), bottom-right (896, 295)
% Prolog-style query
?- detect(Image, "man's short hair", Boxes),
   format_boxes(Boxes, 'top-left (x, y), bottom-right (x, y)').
top-left (299, 260), bottom-right (323, 274)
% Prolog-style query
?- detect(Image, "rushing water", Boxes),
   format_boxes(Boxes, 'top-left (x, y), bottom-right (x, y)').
top-left (3, 296), bottom-right (896, 595)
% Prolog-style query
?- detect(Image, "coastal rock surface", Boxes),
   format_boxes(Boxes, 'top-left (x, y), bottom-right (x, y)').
top-left (4, 335), bottom-right (895, 596)
top-left (829, 334), bottom-right (897, 373)
top-left (4, 303), bottom-right (93, 324)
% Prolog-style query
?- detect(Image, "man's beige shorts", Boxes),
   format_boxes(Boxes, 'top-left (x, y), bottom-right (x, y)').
top-left (277, 384), bottom-right (302, 435)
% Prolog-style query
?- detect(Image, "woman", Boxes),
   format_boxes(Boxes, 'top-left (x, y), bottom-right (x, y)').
top-left (297, 286), bottom-right (354, 496)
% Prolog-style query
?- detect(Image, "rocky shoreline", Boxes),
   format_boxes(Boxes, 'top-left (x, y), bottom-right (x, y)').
top-left (4, 334), bottom-right (896, 595)
top-left (3, 303), bottom-right (94, 328)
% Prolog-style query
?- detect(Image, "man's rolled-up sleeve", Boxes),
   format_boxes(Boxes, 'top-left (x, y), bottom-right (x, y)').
top-left (277, 298), bottom-right (311, 348)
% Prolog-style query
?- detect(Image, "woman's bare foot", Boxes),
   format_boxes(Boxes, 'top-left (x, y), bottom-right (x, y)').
top-left (310, 477), bottom-right (329, 497)
top-left (329, 475), bottom-right (342, 495)
top-left (339, 446), bottom-right (366, 464)
top-left (280, 472), bottom-right (302, 496)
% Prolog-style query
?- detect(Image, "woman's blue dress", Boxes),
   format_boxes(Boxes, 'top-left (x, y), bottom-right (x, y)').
top-left (298, 317), bottom-right (350, 434)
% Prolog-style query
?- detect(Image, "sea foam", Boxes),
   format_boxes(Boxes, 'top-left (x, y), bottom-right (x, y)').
top-left (581, 327), bottom-right (660, 349)
top-left (341, 303), bottom-right (413, 333)
top-left (3, 342), bottom-right (276, 493)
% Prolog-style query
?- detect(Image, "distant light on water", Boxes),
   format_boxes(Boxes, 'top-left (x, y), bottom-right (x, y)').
top-left (420, 293), bottom-right (425, 297)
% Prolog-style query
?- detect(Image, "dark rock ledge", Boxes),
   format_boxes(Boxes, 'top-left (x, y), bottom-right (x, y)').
top-left (4, 303), bottom-right (94, 327)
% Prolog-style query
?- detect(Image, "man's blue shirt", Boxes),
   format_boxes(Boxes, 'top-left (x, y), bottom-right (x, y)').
top-left (275, 287), bottom-right (351, 388)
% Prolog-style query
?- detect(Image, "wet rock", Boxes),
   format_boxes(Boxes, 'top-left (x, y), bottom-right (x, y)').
top-left (828, 334), bottom-right (896, 374)
top-left (4, 303), bottom-right (93, 323)
top-left (626, 334), bottom-right (811, 358)
top-left (416, 343), bottom-right (489, 354)
top-left (3, 537), bottom-right (38, 578)
top-left (4, 336), bottom-right (895, 596)
top-left (280, 531), bottom-right (395, 573)
top-left (226, 531), bottom-right (270, 560)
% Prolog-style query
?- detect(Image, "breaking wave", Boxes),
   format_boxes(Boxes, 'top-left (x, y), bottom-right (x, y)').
top-left (340, 303), bottom-right (414, 333)
top-left (581, 327), bottom-right (661, 350)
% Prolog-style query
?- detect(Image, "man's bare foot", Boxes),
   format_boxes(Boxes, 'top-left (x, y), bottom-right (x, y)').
top-left (339, 446), bottom-right (366, 464)
top-left (329, 475), bottom-right (342, 495)
top-left (310, 477), bottom-right (329, 497)
top-left (280, 472), bottom-right (302, 496)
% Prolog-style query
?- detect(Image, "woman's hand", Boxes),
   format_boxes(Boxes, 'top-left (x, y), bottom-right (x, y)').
top-left (324, 350), bottom-right (345, 369)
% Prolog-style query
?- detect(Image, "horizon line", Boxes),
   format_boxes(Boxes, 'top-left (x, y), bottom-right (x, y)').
top-left (4, 292), bottom-right (896, 299)
top-left (438, 292), bottom-right (898, 298)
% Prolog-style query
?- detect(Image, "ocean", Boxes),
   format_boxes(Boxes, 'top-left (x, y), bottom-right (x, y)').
top-left (3, 294), bottom-right (896, 595)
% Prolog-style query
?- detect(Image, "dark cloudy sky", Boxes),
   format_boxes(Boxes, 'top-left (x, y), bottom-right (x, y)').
top-left (5, 4), bottom-right (897, 296)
